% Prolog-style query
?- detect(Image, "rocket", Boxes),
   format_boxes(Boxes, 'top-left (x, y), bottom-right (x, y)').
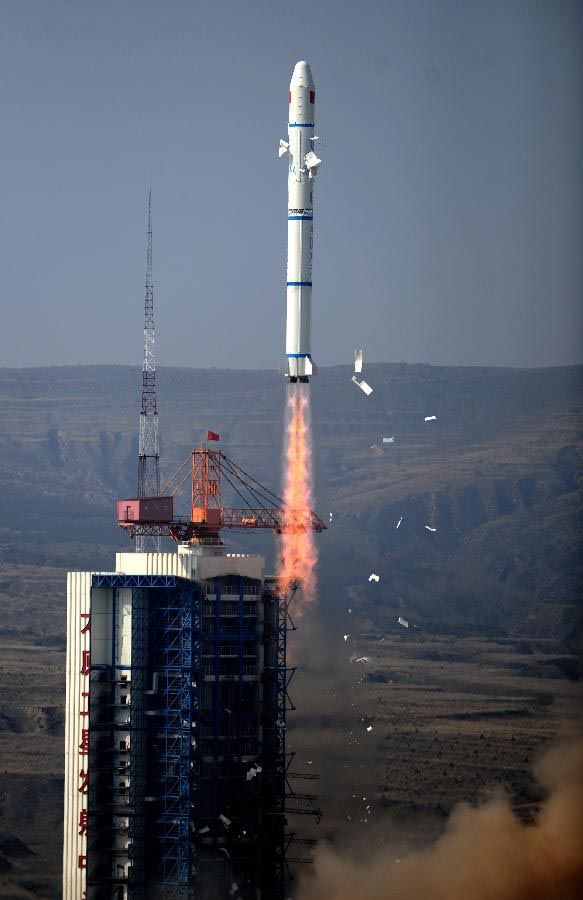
top-left (279, 61), bottom-right (321, 382)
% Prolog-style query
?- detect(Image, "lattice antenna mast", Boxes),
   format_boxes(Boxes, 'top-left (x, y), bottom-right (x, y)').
top-left (136, 188), bottom-right (160, 551)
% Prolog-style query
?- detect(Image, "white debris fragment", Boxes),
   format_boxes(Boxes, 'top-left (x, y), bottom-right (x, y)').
top-left (424, 415), bottom-right (437, 422)
top-left (352, 655), bottom-right (370, 665)
top-left (368, 573), bottom-right (380, 582)
top-left (219, 814), bottom-right (232, 829)
top-left (396, 516), bottom-right (403, 528)
top-left (366, 725), bottom-right (373, 732)
top-left (382, 436), bottom-right (395, 443)
top-left (343, 634), bottom-right (350, 642)
top-left (352, 375), bottom-right (374, 396)
top-left (354, 348), bottom-right (363, 374)
top-left (398, 616), bottom-right (409, 629)
top-left (219, 847), bottom-right (231, 858)
top-left (246, 764), bottom-right (262, 781)
top-left (348, 608), bottom-right (352, 614)
top-left (424, 525), bottom-right (437, 533)
top-left (329, 512), bottom-right (333, 522)
top-left (198, 825), bottom-right (210, 834)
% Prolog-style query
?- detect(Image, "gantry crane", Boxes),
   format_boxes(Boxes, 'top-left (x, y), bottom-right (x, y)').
top-left (117, 446), bottom-right (326, 544)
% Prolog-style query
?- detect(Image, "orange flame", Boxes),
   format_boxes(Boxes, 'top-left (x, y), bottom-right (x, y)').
top-left (277, 384), bottom-right (318, 611)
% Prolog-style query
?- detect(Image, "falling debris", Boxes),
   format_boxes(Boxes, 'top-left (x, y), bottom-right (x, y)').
top-left (398, 616), bottom-right (409, 629)
top-left (382, 436), bottom-right (395, 443)
top-left (366, 725), bottom-right (374, 732)
top-left (219, 847), bottom-right (231, 858)
top-left (424, 524), bottom-right (437, 533)
top-left (304, 149), bottom-right (321, 176)
top-left (352, 375), bottom-right (373, 396)
top-left (219, 813), bottom-right (232, 829)
top-left (198, 825), bottom-right (210, 835)
top-left (396, 516), bottom-right (403, 528)
top-left (352, 655), bottom-right (370, 665)
top-left (354, 348), bottom-right (363, 373)
top-left (329, 512), bottom-right (333, 522)
top-left (246, 764), bottom-right (262, 781)
top-left (343, 634), bottom-right (350, 642)
top-left (424, 415), bottom-right (437, 422)
top-left (368, 573), bottom-right (380, 582)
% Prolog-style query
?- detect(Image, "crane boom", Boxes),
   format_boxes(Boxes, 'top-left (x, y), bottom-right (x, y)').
top-left (117, 446), bottom-right (326, 544)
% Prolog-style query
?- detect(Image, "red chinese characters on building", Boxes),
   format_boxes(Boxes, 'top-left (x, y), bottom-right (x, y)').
top-left (78, 809), bottom-right (88, 836)
top-left (78, 769), bottom-right (89, 795)
top-left (80, 690), bottom-right (89, 718)
top-left (79, 728), bottom-right (89, 756)
top-left (80, 649), bottom-right (91, 676)
top-left (75, 606), bottom-right (91, 880)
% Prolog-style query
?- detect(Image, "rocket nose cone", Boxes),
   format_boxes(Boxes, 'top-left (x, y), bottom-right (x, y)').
top-left (290, 60), bottom-right (314, 88)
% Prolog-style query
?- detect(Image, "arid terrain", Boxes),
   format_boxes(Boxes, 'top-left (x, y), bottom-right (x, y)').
top-left (1, 626), bottom-right (579, 898)
top-left (0, 363), bottom-right (581, 897)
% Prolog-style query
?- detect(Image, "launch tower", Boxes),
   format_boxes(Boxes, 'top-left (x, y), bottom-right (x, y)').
top-left (63, 447), bottom-right (324, 899)
top-left (136, 188), bottom-right (160, 552)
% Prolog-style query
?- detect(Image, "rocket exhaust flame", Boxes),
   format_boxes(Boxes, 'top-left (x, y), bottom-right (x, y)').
top-left (278, 383), bottom-right (318, 611)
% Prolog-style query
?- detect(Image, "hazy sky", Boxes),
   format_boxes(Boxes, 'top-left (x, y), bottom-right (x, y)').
top-left (1, 0), bottom-right (580, 369)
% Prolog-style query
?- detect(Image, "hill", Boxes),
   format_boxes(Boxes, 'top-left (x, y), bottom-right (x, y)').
top-left (0, 362), bottom-right (581, 897)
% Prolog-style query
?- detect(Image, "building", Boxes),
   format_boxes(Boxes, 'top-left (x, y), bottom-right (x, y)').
top-left (63, 544), bottom-right (290, 900)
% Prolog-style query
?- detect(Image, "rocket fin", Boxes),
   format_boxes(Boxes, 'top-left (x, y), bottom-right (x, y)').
top-left (279, 139), bottom-right (289, 158)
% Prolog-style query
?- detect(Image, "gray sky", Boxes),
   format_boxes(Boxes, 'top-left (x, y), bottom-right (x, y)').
top-left (1, 0), bottom-right (580, 369)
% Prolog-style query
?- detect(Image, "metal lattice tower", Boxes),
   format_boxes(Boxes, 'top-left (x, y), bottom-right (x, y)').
top-left (137, 188), bottom-right (161, 552)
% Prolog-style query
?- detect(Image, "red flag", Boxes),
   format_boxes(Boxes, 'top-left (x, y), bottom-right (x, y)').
top-left (207, 431), bottom-right (220, 442)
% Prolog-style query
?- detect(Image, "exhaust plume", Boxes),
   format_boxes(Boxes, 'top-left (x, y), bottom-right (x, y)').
top-left (298, 738), bottom-right (583, 900)
top-left (278, 383), bottom-right (318, 613)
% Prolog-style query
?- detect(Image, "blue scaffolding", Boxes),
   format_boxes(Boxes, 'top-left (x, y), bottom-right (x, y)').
top-left (90, 575), bottom-right (202, 900)
top-left (152, 582), bottom-right (202, 897)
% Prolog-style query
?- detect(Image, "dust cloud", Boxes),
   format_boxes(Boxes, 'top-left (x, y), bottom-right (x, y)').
top-left (298, 738), bottom-right (583, 900)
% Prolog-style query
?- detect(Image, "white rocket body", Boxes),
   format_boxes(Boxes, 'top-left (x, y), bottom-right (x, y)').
top-left (281, 61), bottom-right (321, 382)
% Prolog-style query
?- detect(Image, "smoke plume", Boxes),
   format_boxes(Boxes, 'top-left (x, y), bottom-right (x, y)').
top-left (278, 383), bottom-right (318, 613)
top-left (298, 738), bottom-right (583, 900)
